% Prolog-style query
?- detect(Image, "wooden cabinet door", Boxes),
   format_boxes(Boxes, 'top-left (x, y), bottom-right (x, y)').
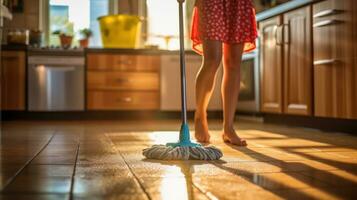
top-left (313, 0), bottom-right (357, 119)
top-left (283, 6), bottom-right (312, 115)
top-left (1, 51), bottom-right (26, 110)
top-left (259, 16), bottom-right (283, 113)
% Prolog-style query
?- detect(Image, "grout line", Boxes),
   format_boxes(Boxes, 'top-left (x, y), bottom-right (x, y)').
top-left (104, 133), bottom-right (152, 200)
top-left (0, 132), bottom-right (56, 192)
top-left (191, 182), bottom-right (219, 200)
top-left (68, 143), bottom-right (80, 200)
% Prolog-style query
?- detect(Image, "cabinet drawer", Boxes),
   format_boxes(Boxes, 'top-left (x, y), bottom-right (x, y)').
top-left (313, 0), bottom-right (347, 21)
top-left (87, 72), bottom-right (159, 91)
top-left (313, 0), bottom-right (353, 62)
top-left (87, 53), bottom-right (160, 72)
top-left (312, 0), bottom-right (357, 119)
top-left (87, 91), bottom-right (159, 110)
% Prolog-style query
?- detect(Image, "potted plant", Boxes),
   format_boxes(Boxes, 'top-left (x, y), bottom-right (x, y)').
top-left (53, 30), bottom-right (73, 48)
top-left (79, 28), bottom-right (92, 48)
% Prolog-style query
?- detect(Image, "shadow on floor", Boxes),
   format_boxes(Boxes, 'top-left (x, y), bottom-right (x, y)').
top-left (216, 143), bottom-right (357, 199)
top-left (142, 158), bottom-right (321, 199)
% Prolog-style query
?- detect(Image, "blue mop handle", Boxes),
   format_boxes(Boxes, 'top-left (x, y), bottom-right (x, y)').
top-left (177, 0), bottom-right (188, 125)
top-left (167, 0), bottom-right (197, 147)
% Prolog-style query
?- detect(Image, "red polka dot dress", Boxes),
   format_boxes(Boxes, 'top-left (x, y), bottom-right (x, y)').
top-left (191, 0), bottom-right (258, 55)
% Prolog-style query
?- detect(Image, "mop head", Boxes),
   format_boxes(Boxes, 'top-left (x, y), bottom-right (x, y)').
top-left (143, 124), bottom-right (222, 160)
top-left (142, 124), bottom-right (222, 160)
top-left (143, 144), bottom-right (223, 160)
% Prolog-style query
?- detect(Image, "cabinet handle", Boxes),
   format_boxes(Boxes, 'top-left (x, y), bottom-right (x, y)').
top-left (275, 25), bottom-right (283, 46)
top-left (313, 9), bottom-right (343, 18)
top-left (313, 19), bottom-right (342, 28)
top-left (314, 59), bottom-right (340, 65)
top-left (116, 97), bottom-right (132, 103)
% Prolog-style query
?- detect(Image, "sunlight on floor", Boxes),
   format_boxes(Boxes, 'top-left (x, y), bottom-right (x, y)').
top-left (1, 120), bottom-right (356, 199)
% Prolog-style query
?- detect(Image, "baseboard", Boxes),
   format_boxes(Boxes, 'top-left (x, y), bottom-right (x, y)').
top-left (264, 113), bottom-right (357, 134)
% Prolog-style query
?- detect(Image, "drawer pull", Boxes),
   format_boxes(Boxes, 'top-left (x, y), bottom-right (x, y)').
top-left (313, 9), bottom-right (343, 18)
top-left (313, 19), bottom-right (342, 27)
top-left (116, 97), bottom-right (133, 102)
top-left (314, 59), bottom-right (340, 65)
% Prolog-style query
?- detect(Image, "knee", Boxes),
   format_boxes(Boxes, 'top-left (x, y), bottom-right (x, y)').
top-left (203, 55), bottom-right (221, 73)
top-left (223, 56), bottom-right (241, 72)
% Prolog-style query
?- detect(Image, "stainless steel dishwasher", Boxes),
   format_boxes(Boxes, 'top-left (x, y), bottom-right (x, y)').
top-left (28, 50), bottom-right (85, 111)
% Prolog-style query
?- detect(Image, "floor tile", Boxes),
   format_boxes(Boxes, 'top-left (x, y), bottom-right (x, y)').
top-left (299, 169), bottom-right (357, 187)
top-left (3, 176), bottom-right (71, 193)
top-left (72, 193), bottom-right (148, 200)
top-left (252, 172), bottom-right (330, 190)
top-left (0, 156), bottom-right (32, 164)
top-left (19, 165), bottom-right (74, 177)
top-left (73, 177), bottom-right (143, 196)
top-left (32, 155), bottom-right (77, 165)
top-left (0, 194), bottom-right (68, 200)
top-left (75, 164), bottom-right (132, 178)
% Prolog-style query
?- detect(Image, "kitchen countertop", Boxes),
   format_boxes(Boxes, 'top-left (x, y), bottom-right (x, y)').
top-left (256, 0), bottom-right (323, 22)
top-left (1, 45), bottom-right (198, 55)
top-left (1, 44), bottom-right (28, 51)
top-left (27, 47), bottom-right (85, 56)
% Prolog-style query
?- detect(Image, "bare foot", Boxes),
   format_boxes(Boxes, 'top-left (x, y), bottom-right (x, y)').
top-left (194, 113), bottom-right (210, 143)
top-left (222, 128), bottom-right (247, 146)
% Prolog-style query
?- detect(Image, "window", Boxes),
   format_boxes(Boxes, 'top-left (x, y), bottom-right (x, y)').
top-left (146, 0), bottom-right (187, 50)
top-left (48, 0), bottom-right (109, 47)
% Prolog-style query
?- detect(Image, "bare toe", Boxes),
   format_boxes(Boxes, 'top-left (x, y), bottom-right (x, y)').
top-left (222, 130), bottom-right (247, 146)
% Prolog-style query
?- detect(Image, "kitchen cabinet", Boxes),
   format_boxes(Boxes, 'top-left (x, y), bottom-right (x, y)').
top-left (313, 0), bottom-right (357, 119)
top-left (259, 16), bottom-right (283, 113)
top-left (1, 50), bottom-right (26, 110)
top-left (86, 53), bottom-right (160, 110)
top-left (160, 54), bottom-right (222, 111)
top-left (87, 91), bottom-right (159, 110)
top-left (259, 6), bottom-right (312, 115)
top-left (283, 6), bottom-right (312, 115)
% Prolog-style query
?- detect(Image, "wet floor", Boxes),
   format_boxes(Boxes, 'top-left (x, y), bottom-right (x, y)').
top-left (0, 119), bottom-right (356, 199)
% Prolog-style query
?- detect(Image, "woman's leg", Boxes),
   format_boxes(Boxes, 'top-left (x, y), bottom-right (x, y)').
top-left (221, 42), bottom-right (247, 146)
top-left (194, 40), bottom-right (222, 143)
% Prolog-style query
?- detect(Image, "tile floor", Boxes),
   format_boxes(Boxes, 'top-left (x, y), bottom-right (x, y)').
top-left (0, 119), bottom-right (356, 200)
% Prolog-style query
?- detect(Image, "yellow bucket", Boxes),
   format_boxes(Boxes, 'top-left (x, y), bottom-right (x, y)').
top-left (98, 15), bottom-right (142, 48)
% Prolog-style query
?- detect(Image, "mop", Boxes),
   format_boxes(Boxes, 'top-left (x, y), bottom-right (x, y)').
top-left (142, 0), bottom-right (223, 160)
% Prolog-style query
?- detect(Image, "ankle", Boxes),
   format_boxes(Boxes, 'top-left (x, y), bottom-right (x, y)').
top-left (223, 125), bottom-right (235, 133)
top-left (194, 111), bottom-right (207, 120)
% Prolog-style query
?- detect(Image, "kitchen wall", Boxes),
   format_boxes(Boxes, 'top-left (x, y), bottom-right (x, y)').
top-left (4, 0), bottom-right (41, 30)
top-left (253, 0), bottom-right (292, 13)
top-left (118, 0), bottom-right (140, 15)
top-left (2, 0), bottom-right (42, 44)
top-left (2, 0), bottom-right (144, 45)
